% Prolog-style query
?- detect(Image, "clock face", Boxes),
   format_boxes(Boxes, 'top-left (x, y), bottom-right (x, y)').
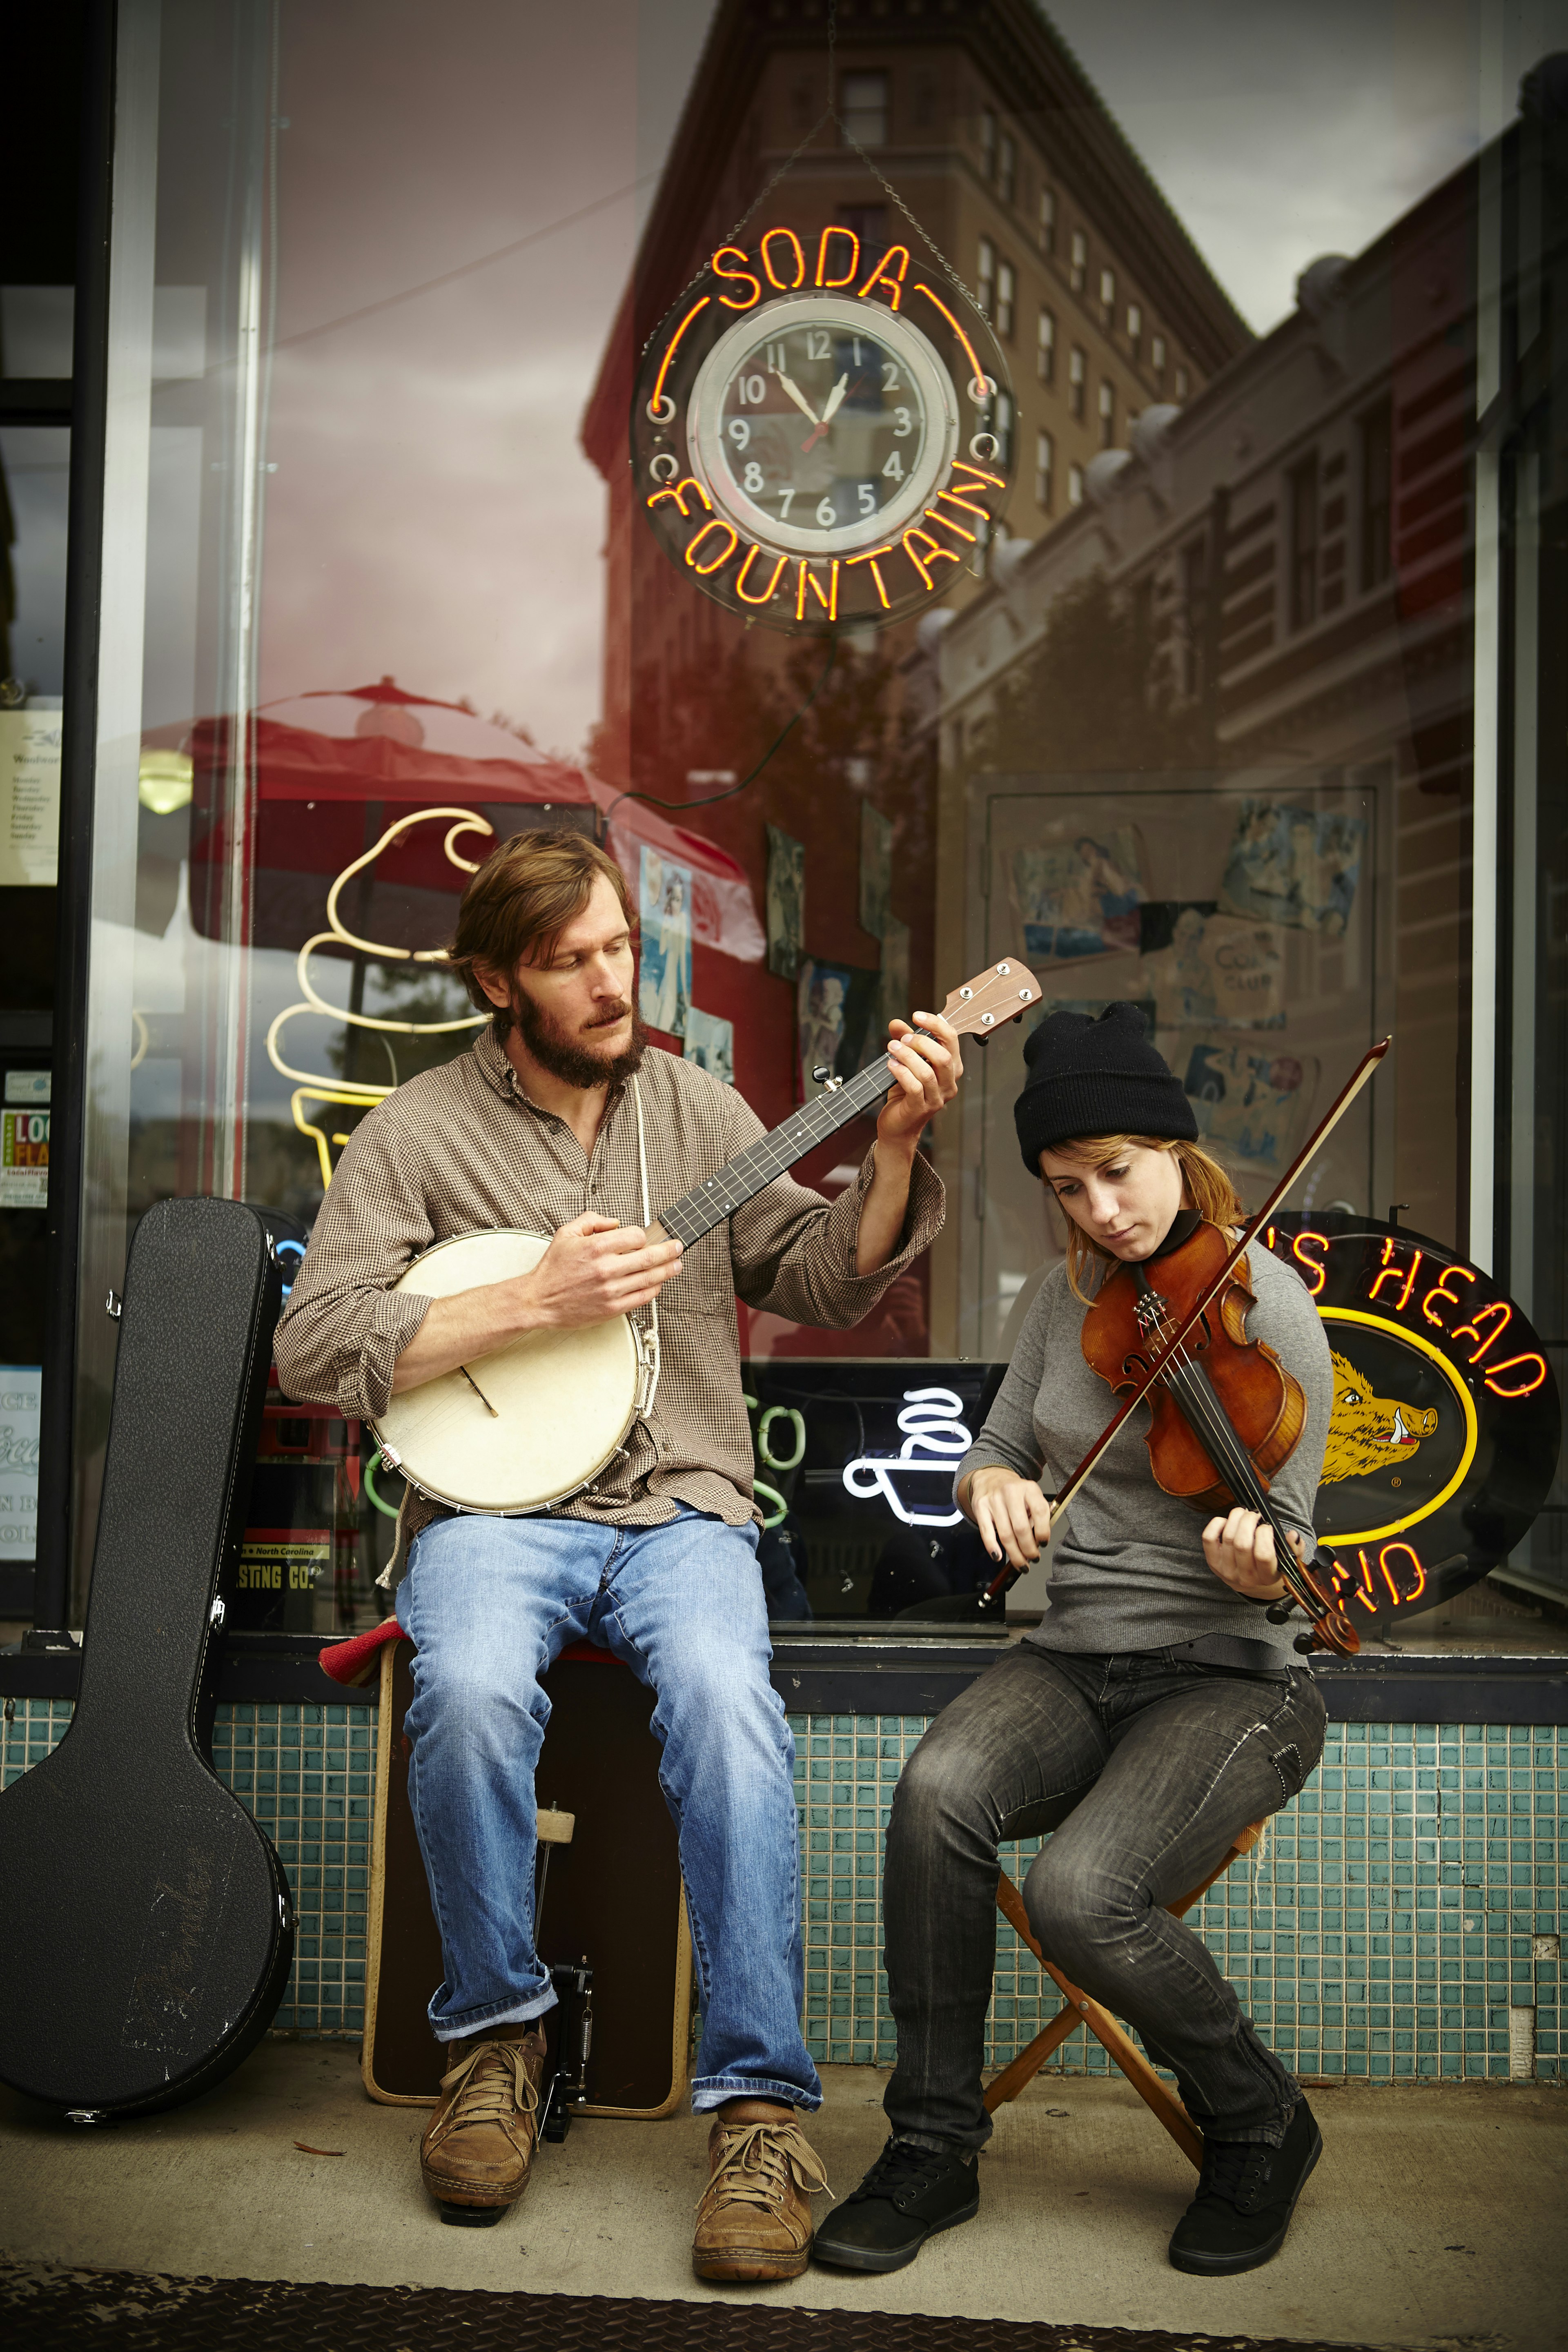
top-left (687, 294), bottom-right (959, 557)
top-left (632, 232), bottom-right (1014, 632)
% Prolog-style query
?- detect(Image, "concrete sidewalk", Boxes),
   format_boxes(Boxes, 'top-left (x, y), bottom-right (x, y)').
top-left (0, 2046), bottom-right (1561, 2349)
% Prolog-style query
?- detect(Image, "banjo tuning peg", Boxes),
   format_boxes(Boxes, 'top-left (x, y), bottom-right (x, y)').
top-left (811, 1064), bottom-right (831, 1084)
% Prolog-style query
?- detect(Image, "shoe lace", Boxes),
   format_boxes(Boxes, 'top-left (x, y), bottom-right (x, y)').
top-left (697, 2121), bottom-right (832, 2213)
top-left (1195, 2135), bottom-right (1272, 2212)
top-left (433, 2040), bottom-right (540, 2140)
top-left (848, 2136), bottom-right (958, 2207)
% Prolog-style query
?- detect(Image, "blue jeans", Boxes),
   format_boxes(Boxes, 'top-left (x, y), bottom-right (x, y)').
top-left (394, 1505), bottom-right (821, 2113)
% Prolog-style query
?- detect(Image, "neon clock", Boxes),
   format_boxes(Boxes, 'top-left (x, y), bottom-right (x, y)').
top-left (1265, 1213), bottom-right (1560, 1638)
top-left (633, 227), bottom-right (1015, 632)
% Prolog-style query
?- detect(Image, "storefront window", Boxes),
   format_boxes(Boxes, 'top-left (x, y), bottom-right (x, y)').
top-left (52, 0), bottom-right (1565, 1653)
top-left (0, 283), bottom-right (71, 1633)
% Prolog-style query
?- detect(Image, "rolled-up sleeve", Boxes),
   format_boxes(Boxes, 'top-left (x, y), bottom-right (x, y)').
top-left (726, 1108), bottom-right (945, 1327)
top-left (272, 1116), bottom-right (434, 1417)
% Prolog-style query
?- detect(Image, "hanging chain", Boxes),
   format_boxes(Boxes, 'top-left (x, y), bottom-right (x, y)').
top-left (655, 0), bottom-right (989, 341)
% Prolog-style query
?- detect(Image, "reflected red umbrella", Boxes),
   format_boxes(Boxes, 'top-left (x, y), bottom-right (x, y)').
top-left (186, 675), bottom-right (763, 962)
top-left (189, 677), bottom-right (593, 951)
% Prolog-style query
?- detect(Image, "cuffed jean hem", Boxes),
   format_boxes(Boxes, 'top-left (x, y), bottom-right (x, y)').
top-left (1189, 2090), bottom-right (1298, 2149)
top-left (691, 2073), bottom-right (823, 2113)
top-left (431, 1985), bottom-right (560, 2042)
top-left (896, 2129), bottom-right (975, 2159)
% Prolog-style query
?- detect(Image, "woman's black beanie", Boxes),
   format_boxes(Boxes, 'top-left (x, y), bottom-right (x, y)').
top-left (1014, 1001), bottom-right (1197, 1174)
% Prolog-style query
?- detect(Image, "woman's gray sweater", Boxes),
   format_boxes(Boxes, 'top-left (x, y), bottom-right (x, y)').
top-left (956, 1245), bottom-right (1333, 1666)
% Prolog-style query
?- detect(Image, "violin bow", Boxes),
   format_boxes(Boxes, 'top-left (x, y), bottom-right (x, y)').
top-left (983, 1033), bottom-right (1391, 1603)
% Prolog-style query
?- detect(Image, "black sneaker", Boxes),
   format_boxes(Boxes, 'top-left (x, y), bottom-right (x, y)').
top-left (811, 2135), bottom-right (979, 2274)
top-left (1168, 2096), bottom-right (1322, 2276)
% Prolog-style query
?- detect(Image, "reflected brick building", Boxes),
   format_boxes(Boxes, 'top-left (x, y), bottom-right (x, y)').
top-left (932, 151), bottom-right (1480, 1263)
top-left (584, 0), bottom-right (1249, 771)
top-left (580, 0), bottom-right (1249, 1353)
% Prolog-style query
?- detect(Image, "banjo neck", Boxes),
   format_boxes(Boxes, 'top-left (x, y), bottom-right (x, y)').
top-left (652, 1053), bottom-right (899, 1248)
top-left (647, 949), bottom-right (1042, 1244)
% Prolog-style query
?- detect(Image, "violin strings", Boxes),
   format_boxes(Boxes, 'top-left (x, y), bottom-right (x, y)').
top-left (1138, 1296), bottom-right (1260, 1496)
top-left (1139, 1295), bottom-right (1323, 1617)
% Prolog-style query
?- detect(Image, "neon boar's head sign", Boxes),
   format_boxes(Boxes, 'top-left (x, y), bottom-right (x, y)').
top-left (1264, 1213), bottom-right (1559, 1638)
top-left (632, 227), bottom-right (1016, 632)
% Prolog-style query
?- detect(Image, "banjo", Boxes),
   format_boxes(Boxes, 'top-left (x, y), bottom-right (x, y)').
top-left (372, 953), bottom-right (1039, 1515)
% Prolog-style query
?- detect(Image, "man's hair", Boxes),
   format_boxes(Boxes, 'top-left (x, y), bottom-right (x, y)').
top-left (446, 828), bottom-right (633, 1033)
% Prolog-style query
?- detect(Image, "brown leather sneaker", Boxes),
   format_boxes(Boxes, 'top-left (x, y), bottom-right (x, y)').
top-left (692, 2105), bottom-right (830, 2282)
top-left (419, 2024), bottom-right (546, 2226)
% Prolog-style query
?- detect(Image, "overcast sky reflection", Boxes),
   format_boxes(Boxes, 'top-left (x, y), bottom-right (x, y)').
top-left (252, 0), bottom-right (1562, 764)
top-left (1042, 0), bottom-right (1493, 332)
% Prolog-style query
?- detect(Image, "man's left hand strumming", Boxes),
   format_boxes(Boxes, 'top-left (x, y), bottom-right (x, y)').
top-left (857, 1013), bottom-right (962, 1277)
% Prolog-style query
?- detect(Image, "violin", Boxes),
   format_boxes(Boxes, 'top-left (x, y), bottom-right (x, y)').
top-left (983, 1036), bottom-right (1392, 1658)
top-left (1080, 1217), bottom-right (1359, 1658)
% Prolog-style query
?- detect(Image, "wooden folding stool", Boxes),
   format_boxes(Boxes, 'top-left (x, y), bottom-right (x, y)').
top-left (984, 1821), bottom-right (1267, 2168)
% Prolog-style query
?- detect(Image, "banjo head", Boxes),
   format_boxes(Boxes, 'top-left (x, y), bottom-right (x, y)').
top-left (373, 1229), bottom-right (641, 1514)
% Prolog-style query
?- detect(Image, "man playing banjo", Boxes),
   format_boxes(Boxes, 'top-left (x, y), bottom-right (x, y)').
top-left (274, 829), bottom-right (962, 2275)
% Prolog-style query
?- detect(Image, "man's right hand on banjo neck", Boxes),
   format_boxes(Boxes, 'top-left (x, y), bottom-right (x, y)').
top-left (390, 1212), bottom-right (684, 1394)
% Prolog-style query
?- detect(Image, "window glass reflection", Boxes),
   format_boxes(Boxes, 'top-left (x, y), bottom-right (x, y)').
top-left (74, 0), bottom-right (1567, 1644)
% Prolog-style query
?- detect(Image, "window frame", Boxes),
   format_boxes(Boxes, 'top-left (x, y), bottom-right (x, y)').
top-left (1035, 426), bottom-right (1054, 511)
top-left (1359, 396), bottom-right (1394, 591)
top-left (1289, 451), bottom-right (1321, 631)
top-left (996, 256), bottom-right (1016, 340)
top-left (991, 388), bottom-right (1015, 470)
top-left (1181, 530), bottom-right (1209, 699)
top-left (1036, 304), bottom-right (1056, 383)
top-left (840, 69), bottom-right (889, 149)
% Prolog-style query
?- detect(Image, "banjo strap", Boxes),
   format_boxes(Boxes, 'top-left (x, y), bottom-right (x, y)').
top-left (631, 1074), bottom-right (663, 1423)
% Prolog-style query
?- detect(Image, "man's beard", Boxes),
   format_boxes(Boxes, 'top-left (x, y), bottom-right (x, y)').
top-left (506, 985), bottom-right (647, 1089)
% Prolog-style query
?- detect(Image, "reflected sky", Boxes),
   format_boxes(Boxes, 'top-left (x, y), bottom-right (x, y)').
top-left (257, 0), bottom-right (715, 764)
top-left (251, 0), bottom-right (1552, 764)
top-left (1045, 0), bottom-right (1494, 332)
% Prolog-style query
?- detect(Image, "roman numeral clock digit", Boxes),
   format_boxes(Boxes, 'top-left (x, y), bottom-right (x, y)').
top-left (632, 226), bottom-right (1016, 632)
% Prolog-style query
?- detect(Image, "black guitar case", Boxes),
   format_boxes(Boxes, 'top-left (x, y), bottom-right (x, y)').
top-left (0, 1197), bottom-right (292, 2116)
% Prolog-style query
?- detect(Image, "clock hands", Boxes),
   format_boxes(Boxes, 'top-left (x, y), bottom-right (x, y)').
top-left (800, 373), bottom-right (852, 454)
top-left (772, 368), bottom-right (820, 429)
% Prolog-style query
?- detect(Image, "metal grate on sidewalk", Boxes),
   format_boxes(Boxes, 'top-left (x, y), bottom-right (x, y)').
top-left (0, 2262), bottom-right (1397, 2352)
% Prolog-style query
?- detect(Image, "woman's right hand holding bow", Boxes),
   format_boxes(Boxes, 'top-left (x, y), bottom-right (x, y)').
top-left (960, 1464), bottom-right (1053, 1569)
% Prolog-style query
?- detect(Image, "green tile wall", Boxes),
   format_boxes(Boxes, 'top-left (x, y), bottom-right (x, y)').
top-left (3, 1700), bottom-right (1560, 2078)
top-left (796, 1715), bottom-right (1564, 2083)
top-left (0, 1698), bottom-right (374, 2033)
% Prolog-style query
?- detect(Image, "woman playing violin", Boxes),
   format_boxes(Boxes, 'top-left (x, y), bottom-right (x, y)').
top-left (814, 1003), bottom-right (1332, 2283)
